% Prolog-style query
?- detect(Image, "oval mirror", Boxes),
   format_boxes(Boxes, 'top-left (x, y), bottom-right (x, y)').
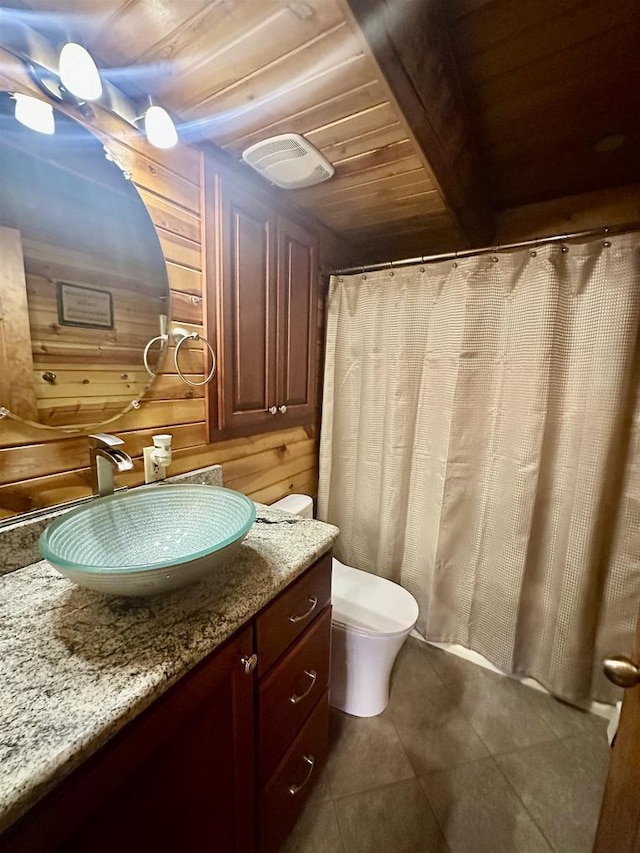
top-left (0, 91), bottom-right (170, 431)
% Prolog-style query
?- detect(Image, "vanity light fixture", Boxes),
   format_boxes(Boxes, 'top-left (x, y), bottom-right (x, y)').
top-left (12, 93), bottom-right (55, 134)
top-left (58, 43), bottom-right (102, 101)
top-left (2, 13), bottom-right (179, 148)
top-left (144, 103), bottom-right (178, 149)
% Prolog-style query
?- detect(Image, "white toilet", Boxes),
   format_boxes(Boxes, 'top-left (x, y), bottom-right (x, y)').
top-left (271, 494), bottom-right (419, 717)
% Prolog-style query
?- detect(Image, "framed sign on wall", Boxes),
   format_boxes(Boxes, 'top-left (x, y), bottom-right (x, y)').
top-left (57, 281), bottom-right (114, 330)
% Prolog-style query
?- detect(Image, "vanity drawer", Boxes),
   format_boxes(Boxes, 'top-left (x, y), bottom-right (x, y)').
top-left (259, 607), bottom-right (331, 784)
top-left (256, 552), bottom-right (332, 675)
top-left (259, 690), bottom-right (330, 853)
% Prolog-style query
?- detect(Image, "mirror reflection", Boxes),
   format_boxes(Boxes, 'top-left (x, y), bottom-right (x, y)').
top-left (0, 91), bottom-right (169, 429)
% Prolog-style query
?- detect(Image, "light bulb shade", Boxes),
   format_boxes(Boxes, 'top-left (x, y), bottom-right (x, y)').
top-left (59, 43), bottom-right (102, 101)
top-left (144, 105), bottom-right (178, 149)
top-left (14, 94), bottom-right (55, 135)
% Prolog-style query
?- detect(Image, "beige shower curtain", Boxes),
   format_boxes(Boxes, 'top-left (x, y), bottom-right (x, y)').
top-left (318, 233), bottom-right (640, 705)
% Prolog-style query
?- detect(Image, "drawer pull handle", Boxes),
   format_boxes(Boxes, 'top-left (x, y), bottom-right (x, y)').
top-left (290, 670), bottom-right (317, 704)
top-left (288, 754), bottom-right (315, 796)
top-left (289, 596), bottom-right (318, 624)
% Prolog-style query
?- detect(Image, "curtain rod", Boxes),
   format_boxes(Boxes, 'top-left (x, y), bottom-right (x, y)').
top-left (333, 221), bottom-right (640, 276)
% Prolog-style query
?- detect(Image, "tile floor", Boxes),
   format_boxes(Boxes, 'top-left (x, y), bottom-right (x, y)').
top-left (283, 638), bottom-right (611, 853)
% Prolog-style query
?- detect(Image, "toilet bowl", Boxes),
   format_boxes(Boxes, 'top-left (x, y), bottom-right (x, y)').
top-left (270, 495), bottom-right (419, 717)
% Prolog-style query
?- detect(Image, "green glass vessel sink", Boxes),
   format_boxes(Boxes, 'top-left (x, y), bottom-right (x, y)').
top-left (40, 484), bottom-right (256, 597)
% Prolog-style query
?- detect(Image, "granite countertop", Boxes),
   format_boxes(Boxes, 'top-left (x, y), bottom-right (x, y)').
top-left (0, 503), bottom-right (339, 835)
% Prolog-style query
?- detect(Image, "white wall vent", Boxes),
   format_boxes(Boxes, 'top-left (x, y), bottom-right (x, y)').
top-left (242, 133), bottom-right (334, 189)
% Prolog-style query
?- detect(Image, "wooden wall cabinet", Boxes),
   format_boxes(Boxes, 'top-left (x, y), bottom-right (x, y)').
top-left (207, 167), bottom-right (319, 440)
top-left (275, 215), bottom-right (319, 427)
top-left (0, 553), bottom-right (333, 853)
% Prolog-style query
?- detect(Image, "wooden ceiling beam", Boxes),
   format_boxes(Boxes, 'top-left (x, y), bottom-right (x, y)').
top-left (344, 0), bottom-right (494, 247)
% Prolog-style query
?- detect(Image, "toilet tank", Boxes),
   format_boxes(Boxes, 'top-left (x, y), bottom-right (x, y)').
top-left (270, 494), bottom-right (314, 518)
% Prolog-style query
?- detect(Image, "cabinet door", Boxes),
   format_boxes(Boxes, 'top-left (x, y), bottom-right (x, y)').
top-left (0, 627), bottom-right (256, 853)
top-left (215, 177), bottom-right (278, 437)
top-left (276, 216), bottom-right (319, 427)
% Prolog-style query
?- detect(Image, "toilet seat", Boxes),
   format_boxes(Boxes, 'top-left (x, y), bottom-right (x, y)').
top-left (331, 559), bottom-right (419, 638)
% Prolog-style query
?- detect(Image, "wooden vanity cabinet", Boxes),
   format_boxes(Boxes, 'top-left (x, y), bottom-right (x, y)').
top-left (0, 626), bottom-right (256, 853)
top-left (256, 552), bottom-right (333, 853)
top-left (256, 554), bottom-right (332, 676)
top-left (0, 552), bottom-right (333, 853)
top-left (206, 164), bottom-right (319, 440)
top-left (259, 609), bottom-right (332, 786)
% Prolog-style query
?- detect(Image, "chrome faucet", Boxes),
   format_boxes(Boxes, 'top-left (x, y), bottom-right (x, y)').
top-left (89, 434), bottom-right (134, 497)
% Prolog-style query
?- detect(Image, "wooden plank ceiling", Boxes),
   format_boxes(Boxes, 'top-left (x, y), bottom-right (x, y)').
top-left (13, 0), bottom-right (470, 263)
top-left (446, 0), bottom-right (640, 210)
top-left (13, 1), bottom-right (637, 261)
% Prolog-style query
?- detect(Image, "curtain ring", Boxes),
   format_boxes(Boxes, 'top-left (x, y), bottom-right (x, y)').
top-left (361, 265), bottom-right (366, 280)
top-left (389, 259), bottom-right (395, 277)
top-left (453, 249), bottom-right (458, 269)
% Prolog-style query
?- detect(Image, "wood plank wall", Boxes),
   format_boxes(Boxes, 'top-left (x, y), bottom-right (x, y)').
top-left (495, 184), bottom-right (640, 242)
top-left (0, 49), bottom-right (355, 520)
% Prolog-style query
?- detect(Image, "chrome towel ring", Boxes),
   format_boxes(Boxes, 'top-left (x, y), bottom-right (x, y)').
top-left (174, 328), bottom-right (216, 387)
top-left (143, 326), bottom-right (216, 387)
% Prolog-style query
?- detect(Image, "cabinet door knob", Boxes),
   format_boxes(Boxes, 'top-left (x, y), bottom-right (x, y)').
top-left (278, 404), bottom-right (287, 414)
top-left (241, 653), bottom-right (258, 674)
top-left (288, 754), bottom-right (315, 796)
top-left (290, 670), bottom-right (317, 704)
top-left (603, 655), bottom-right (640, 688)
top-left (267, 406), bottom-right (277, 415)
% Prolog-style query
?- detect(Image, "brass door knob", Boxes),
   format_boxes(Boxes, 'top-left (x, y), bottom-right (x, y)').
top-left (603, 655), bottom-right (640, 688)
